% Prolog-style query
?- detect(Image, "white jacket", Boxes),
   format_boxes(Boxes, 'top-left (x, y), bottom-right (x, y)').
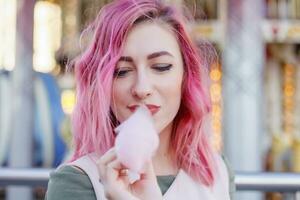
top-left (66, 153), bottom-right (230, 200)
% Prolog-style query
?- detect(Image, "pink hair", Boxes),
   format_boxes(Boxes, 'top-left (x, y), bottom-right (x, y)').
top-left (70, 0), bottom-right (217, 186)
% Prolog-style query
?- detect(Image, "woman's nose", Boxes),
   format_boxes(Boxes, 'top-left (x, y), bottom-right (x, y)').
top-left (131, 71), bottom-right (152, 100)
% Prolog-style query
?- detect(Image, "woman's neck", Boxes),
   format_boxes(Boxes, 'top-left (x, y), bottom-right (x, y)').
top-left (153, 122), bottom-right (178, 176)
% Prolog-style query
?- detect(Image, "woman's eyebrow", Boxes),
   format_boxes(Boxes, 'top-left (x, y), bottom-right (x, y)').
top-left (147, 51), bottom-right (174, 59)
top-left (118, 56), bottom-right (133, 62)
top-left (118, 51), bottom-right (174, 62)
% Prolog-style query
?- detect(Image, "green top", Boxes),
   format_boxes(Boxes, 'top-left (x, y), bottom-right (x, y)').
top-left (45, 157), bottom-right (235, 200)
top-left (156, 175), bottom-right (176, 195)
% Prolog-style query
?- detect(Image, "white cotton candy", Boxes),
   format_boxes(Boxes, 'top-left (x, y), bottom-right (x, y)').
top-left (114, 105), bottom-right (159, 174)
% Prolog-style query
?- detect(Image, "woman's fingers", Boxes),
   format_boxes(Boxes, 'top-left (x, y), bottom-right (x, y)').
top-left (106, 159), bottom-right (124, 181)
top-left (98, 148), bottom-right (117, 166)
top-left (119, 169), bottom-right (129, 177)
top-left (95, 148), bottom-right (137, 199)
top-left (140, 161), bottom-right (156, 180)
top-left (97, 148), bottom-right (130, 185)
top-left (97, 148), bottom-right (117, 181)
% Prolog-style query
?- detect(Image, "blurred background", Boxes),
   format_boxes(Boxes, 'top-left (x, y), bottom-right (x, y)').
top-left (1, 0), bottom-right (300, 199)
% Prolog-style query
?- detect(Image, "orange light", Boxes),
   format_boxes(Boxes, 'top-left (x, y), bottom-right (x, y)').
top-left (210, 69), bottom-right (222, 81)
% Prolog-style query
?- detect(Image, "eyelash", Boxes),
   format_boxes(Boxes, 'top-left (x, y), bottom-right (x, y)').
top-left (114, 68), bottom-right (132, 78)
top-left (114, 64), bottom-right (173, 78)
top-left (152, 64), bottom-right (173, 72)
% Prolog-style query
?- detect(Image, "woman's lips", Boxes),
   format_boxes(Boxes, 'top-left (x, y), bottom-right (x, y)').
top-left (128, 104), bottom-right (160, 115)
top-left (146, 104), bottom-right (161, 115)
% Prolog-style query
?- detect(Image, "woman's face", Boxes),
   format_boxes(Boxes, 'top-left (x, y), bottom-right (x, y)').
top-left (111, 22), bottom-right (184, 134)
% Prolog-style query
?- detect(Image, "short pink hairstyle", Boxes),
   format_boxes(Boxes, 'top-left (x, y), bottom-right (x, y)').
top-left (71, 0), bottom-right (217, 186)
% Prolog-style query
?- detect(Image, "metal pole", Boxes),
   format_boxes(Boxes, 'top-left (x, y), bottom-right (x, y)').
top-left (223, 0), bottom-right (265, 199)
top-left (2, 169), bottom-right (300, 192)
top-left (235, 172), bottom-right (300, 191)
top-left (7, 0), bottom-right (35, 199)
top-left (0, 168), bottom-right (51, 187)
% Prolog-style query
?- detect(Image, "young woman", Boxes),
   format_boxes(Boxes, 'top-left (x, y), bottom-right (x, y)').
top-left (46, 0), bottom-right (234, 199)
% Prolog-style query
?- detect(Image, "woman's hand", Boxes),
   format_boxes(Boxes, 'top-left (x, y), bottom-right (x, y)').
top-left (97, 148), bottom-right (163, 200)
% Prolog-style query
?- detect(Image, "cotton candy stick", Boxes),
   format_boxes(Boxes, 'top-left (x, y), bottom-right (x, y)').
top-left (114, 105), bottom-right (159, 174)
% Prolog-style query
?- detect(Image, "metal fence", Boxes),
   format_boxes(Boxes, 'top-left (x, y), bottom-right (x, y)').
top-left (1, 168), bottom-right (300, 193)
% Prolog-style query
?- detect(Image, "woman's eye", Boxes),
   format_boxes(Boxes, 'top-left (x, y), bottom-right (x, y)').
top-left (114, 68), bottom-right (132, 78)
top-left (152, 64), bottom-right (173, 72)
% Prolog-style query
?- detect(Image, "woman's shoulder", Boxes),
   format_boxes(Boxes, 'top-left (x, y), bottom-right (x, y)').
top-left (45, 165), bottom-right (96, 200)
top-left (220, 154), bottom-right (236, 200)
top-left (220, 154), bottom-right (234, 177)
top-left (214, 153), bottom-right (233, 175)
top-left (50, 165), bottom-right (89, 179)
